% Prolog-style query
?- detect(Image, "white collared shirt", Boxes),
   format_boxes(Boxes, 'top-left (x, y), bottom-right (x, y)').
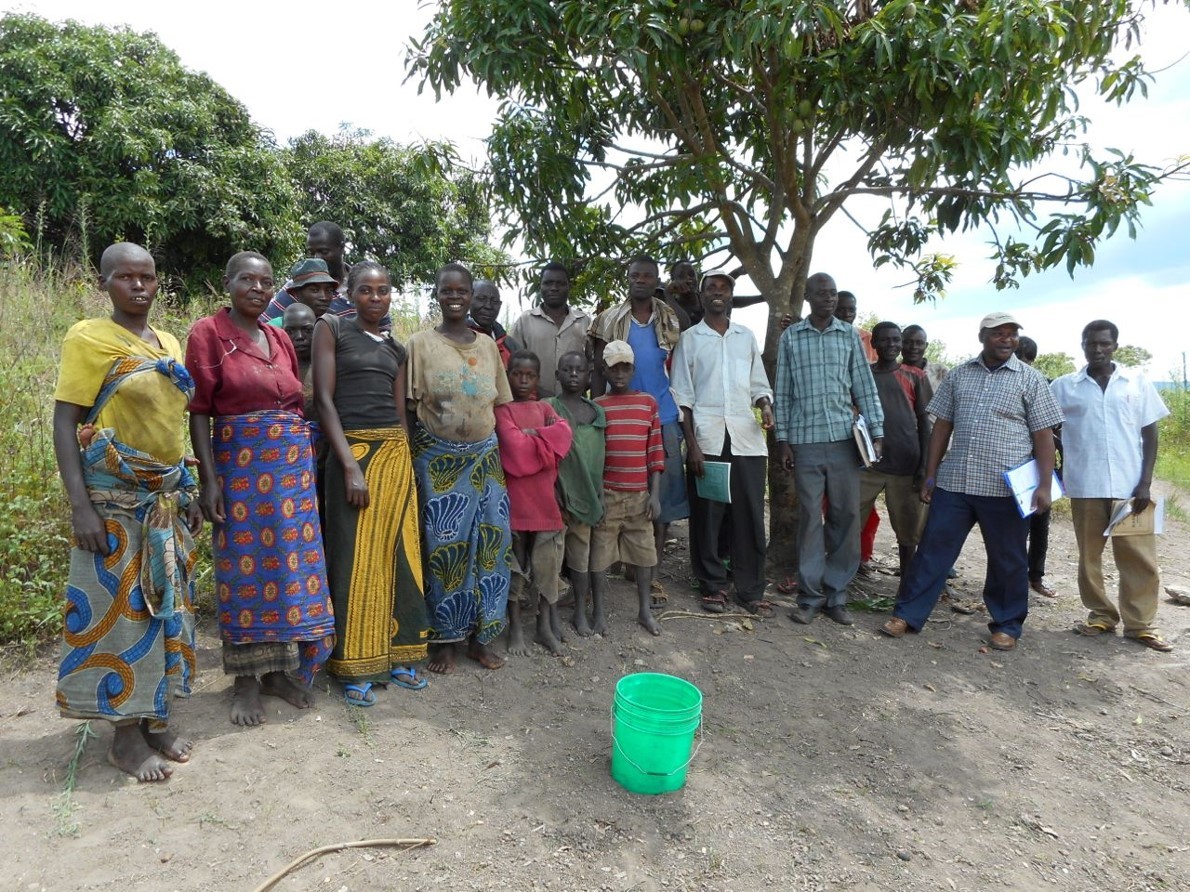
top-left (670, 319), bottom-right (773, 457)
top-left (1051, 364), bottom-right (1169, 499)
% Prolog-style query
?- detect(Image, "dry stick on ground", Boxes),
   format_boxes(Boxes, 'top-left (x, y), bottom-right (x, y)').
top-left (251, 838), bottom-right (437, 892)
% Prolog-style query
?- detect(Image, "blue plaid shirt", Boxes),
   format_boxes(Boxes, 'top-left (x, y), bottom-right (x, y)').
top-left (930, 354), bottom-right (1064, 497)
top-left (774, 317), bottom-right (884, 444)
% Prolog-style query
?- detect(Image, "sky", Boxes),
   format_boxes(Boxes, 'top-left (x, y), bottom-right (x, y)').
top-left (4, 0), bottom-right (1189, 379)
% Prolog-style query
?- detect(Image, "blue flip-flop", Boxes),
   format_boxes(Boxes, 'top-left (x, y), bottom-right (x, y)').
top-left (389, 666), bottom-right (428, 690)
top-left (344, 682), bottom-right (376, 706)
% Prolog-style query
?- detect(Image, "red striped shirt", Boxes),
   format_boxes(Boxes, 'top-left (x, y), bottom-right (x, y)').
top-left (595, 392), bottom-right (665, 492)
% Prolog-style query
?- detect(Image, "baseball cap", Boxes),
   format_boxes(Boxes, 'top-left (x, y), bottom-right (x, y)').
top-left (602, 340), bottom-right (635, 366)
top-left (979, 311), bottom-right (1022, 331)
top-left (699, 268), bottom-right (736, 291)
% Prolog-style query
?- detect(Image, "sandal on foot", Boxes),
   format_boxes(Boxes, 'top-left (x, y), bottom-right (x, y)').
top-left (389, 666), bottom-right (428, 690)
top-left (343, 682), bottom-right (376, 706)
top-left (737, 598), bottom-right (775, 618)
top-left (775, 576), bottom-right (799, 595)
top-left (1129, 632), bottom-right (1173, 652)
top-left (701, 590), bottom-right (727, 614)
top-left (1074, 621), bottom-right (1114, 637)
top-left (650, 581), bottom-right (668, 609)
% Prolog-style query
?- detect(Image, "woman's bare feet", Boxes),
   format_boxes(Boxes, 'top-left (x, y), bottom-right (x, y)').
top-left (109, 723), bottom-right (172, 782)
top-left (466, 639), bottom-right (506, 670)
top-left (140, 721), bottom-right (193, 763)
top-left (259, 671), bottom-right (315, 708)
top-left (230, 675), bottom-right (266, 726)
top-left (426, 644), bottom-right (457, 674)
top-left (548, 605), bottom-right (568, 643)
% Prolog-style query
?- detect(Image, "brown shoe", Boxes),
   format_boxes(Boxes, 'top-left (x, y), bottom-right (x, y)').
top-left (989, 632), bottom-right (1017, 651)
top-left (880, 617), bottom-right (909, 638)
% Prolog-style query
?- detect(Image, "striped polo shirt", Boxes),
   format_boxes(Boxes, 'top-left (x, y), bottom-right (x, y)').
top-left (595, 391), bottom-right (666, 492)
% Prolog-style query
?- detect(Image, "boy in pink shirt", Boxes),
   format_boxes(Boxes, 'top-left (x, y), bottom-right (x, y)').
top-left (496, 350), bottom-right (573, 655)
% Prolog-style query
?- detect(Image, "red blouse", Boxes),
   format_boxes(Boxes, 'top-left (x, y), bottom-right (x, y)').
top-left (186, 308), bottom-right (305, 417)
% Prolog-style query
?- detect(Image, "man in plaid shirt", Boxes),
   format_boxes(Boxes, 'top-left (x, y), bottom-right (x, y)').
top-left (775, 272), bottom-right (884, 626)
top-left (881, 312), bottom-right (1064, 650)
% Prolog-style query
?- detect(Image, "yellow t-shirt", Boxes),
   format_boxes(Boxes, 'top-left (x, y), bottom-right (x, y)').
top-left (54, 318), bottom-right (188, 464)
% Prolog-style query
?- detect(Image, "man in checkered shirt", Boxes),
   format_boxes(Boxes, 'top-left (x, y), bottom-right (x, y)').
top-left (881, 312), bottom-right (1064, 651)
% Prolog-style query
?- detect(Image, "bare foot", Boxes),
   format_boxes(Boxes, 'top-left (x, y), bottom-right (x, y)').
top-left (140, 721), bottom-right (193, 763)
top-left (466, 640), bottom-right (506, 670)
top-left (426, 644), bottom-right (457, 674)
top-left (637, 609), bottom-right (662, 637)
top-left (572, 612), bottom-right (593, 637)
top-left (591, 612), bottom-right (609, 636)
top-left (535, 613), bottom-right (564, 656)
top-left (110, 724), bottom-right (172, 782)
top-left (549, 607), bottom-right (568, 643)
top-left (230, 675), bottom-right (266, 726)
top-left (260, 671), bottom-right (315, 708)
top-left (506, 622), bottom-right (531, 656)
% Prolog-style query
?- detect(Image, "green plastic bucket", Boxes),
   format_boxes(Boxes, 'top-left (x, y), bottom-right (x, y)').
top-left (611, 673), bottom-right (702, 795)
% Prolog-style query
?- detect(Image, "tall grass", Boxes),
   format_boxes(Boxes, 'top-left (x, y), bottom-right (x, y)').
top-left (1156, 386), bottom-right (1190, 497)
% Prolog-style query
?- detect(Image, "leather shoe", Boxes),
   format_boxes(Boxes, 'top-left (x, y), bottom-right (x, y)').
top-left (880, 617), bottom-right (909, 638)
top-left (823, 605), bottom-right (854, 626)
top-left (989, 632), bottom-right (1017, 651)
top-left (789, 605), bottom-right (817, 625)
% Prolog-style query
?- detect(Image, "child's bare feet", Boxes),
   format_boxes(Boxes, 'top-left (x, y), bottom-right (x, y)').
top-left (535, 610), bottom-right (564, 655)
top-left (591, 612), bottom-right (609, 636)
top-left (260, 671), bottom-right (315, 708)
top-left (548, 607), bottom-right (568, 643)
top-left (110, 723), bottom-right (172, 782)
top-left (466, 639), bottom-right (506, 670)
top-left (140, 721), bottom-right (193, 763)
top-left (572, 611), bottom-right (594, 637)
top-left (427, 643), bottom-right (457, 674)
top-left (637, 609), bottom-right (662, 636)
top-left (506, 622), bottom-right (531, 656)
top-left (230, 675), bottom-right (266, 726)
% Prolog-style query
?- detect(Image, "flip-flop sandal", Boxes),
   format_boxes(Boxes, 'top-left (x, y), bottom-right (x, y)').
top-left (389, 666), bottom-right (429, 690)
top-left (343, 682), bottom-right (376, 706)
top-left (701, 590), bottom-right (727, 614)
top-left (1074, 622), bottom-right (1114, 637)
top-left (650, 582), bottom-right (668, 609)
top-left (1130, 633), bottom-right (1173, 652)
top-left (775, 576), bottom-right (799, 595)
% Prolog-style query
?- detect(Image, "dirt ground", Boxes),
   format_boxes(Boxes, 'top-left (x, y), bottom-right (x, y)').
top-left (3, 485), bottom-right (1189, 892)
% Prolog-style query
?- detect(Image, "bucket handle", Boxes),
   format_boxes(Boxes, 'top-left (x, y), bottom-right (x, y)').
top-left (609, 712), bottom-right (703, 778)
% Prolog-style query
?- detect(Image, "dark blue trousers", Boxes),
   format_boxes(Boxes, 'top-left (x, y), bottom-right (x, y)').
top-left (893, 487), bottom-right (1031, 638)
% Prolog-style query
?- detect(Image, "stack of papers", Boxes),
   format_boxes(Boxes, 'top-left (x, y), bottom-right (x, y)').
top-left (1001, 459), bottom-right (1065, 518)
top-left (1104, 498), bottom-right (1164, 537)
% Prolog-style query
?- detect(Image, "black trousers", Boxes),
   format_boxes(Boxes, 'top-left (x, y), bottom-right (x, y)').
top-left (688, 432), bottom-right (768, 602)
top-left (1027, 508), bottom-right (1050, 581)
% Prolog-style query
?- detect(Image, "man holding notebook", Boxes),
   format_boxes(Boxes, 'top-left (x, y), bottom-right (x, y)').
top-left (1051, 320), bottom-right (1172, 651)
top-left (881, 312), bottom-right (1063, 650)
top-left (671, 269), bottom-right (775, 616)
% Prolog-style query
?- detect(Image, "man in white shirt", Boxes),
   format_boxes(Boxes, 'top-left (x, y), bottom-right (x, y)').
top-left (1051, 320), bottom-right (1172, 651)
top-left (671, 270), bottom-right (775, 616)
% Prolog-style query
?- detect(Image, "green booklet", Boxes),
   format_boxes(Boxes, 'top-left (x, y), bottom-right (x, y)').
top-left (695, 461), bottom-right (732, 503)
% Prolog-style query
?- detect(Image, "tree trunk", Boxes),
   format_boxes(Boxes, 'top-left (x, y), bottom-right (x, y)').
top-left (757, 231), bottom-right (812, 581)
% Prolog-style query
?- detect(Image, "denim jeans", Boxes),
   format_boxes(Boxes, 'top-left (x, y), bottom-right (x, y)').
top-left (893, 487), bottom-right (1030, 638)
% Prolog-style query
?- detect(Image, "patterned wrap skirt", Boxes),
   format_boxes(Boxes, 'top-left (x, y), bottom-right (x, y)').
top-left (212, 411), bottom-right (335, 683)
top-left (57, 429), bottom-right (197, 726)
top-left (411, 425), bottom-right (511, 645)
top-left (324, 427), bottom-right (429, 682)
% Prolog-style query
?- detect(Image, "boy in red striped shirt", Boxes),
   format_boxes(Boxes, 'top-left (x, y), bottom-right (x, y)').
top-left (591, 340), bottom-right (665, 635)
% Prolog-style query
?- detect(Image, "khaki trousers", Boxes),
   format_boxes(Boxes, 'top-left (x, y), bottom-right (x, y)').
top-left (1070, 498), bottom-right (1160, 635)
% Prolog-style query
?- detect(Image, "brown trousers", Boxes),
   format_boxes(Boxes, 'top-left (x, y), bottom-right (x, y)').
top-left (1071, 499), bottom-right (1160, 635)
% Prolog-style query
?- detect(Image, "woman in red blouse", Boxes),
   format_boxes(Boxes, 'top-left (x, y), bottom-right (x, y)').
top-left (186, 251), bottom-right (335, 727)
